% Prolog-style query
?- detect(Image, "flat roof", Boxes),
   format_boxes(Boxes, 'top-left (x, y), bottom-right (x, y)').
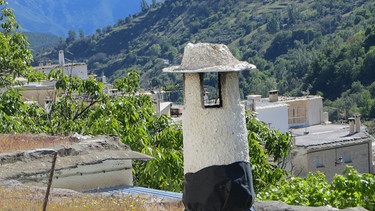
top-left (248, 95), bottom-right (322, 109)
top-left (255, 102), bottom-right (288, 109)
top-left (292, 124), bottom-right (371, 147)
top-left (33, 63), bottom-right (86, 70)
top-left (278, 95), bottom-right (323, 102)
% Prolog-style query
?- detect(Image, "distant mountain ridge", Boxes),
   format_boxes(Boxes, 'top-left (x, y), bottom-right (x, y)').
top-left (8, 0), bottom-right (155, 37)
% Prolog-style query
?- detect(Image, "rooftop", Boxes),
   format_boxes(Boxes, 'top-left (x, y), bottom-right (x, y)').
top-left (291, 124), bottom-right (371, 147)
top-left (33, 62), bottom-right (86, 70)
top-left (250, 95), bottom-right (323, 108)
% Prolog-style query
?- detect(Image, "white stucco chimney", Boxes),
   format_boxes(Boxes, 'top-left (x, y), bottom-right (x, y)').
top-left (269, 90), bottom-right (279, 102)
top-left (163, 43), bottom-right (256, 210)
top-left (354, 114), bottom-right (361, 132)
top-left (348, 117), bottom-right (355, 134)
top-left (152, 93), bottom-right (161, 116)
top-left (246, 95), bottom-right (261, 111)
top-left (59, 50), bottom-right (65, 66)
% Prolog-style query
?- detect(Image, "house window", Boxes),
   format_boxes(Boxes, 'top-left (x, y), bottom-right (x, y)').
top-left (201, 72), bottom-right (222, 108)
top-left (315, 156), bottom-right (324, 168)
top-left (343, 152), bottom-right (352, 163)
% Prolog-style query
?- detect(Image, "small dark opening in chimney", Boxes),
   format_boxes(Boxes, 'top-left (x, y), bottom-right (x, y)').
top-left (200, 72), bottom-right (222, 108)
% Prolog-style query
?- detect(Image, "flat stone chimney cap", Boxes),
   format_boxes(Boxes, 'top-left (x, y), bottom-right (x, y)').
top-left (163, 42), bottom-right (256, 73)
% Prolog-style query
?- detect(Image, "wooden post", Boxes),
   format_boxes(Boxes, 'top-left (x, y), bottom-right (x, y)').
top-left (43, 151), bottom-right (57, 211)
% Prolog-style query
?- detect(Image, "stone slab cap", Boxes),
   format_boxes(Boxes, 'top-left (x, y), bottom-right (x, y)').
top-left (163, 42), bottom-right (256, 73)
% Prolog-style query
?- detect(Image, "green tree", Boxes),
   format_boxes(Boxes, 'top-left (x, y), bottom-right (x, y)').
top-left (246, 112), bottom-right (292, 192)
top-left (151, 0), bottom-right (157, 7)
top-left (361, 46), bottom-right (375, 85)
top-left (66, 30), bottom-right (76, 44)
top-left (287, 3), bottom-right (298, 24)
top-left (364, 25), bottom-right (375, 51)
top-left (0, 0), bottom-right (33, 88)
top-left (264, 31), bottom-right (292, 61)
top-left (266, 11), bottom-right (281, 34)
top-left (149, 43), bottom-right (161, 58)
top-left (258, 166), bottom-right (375, 210)
top-left (78, 28), bottom-right (85, 39)
top-left (140, 0), bottom-right (150, 12)
top-left (43, 69), bottom-right (105, 135)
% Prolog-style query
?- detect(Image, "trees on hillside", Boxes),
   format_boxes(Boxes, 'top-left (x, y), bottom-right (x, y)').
top-left (66, 30), bottom-right (77, 45)
top-left (30, 0), bottom-right (375, 111)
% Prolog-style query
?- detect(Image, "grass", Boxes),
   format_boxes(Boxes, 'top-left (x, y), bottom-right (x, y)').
top-left (0, 185), bottom-right (184, 210)
top-left (0, 134), bottom-right (76, 153)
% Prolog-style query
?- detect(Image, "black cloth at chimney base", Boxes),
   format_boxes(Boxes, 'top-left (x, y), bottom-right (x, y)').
top-left (183, 161), bottom-right (255, 211)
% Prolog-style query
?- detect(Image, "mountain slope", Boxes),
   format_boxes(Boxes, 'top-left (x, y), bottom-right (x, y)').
top-left (8, 0), bottom-right (156, 36)
top-left (24, 32), bottom-right (60, 53)
top-left (35, 0), bottom-right (375, 115)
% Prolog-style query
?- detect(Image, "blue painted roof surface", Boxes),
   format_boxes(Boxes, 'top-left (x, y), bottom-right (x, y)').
top-left (86, 185), bottom-right (183, 200)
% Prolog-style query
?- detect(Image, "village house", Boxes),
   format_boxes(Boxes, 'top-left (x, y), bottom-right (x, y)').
top-left (14, 50), bottom-right (88, 109)
top-left (245, 90), bottom-right (327, 132)
top-left (290, 116), bottom-right (374, 182)
top-left (14, 80), bottom-right (56, 109)
top-left (243, 90), bottom-right (374, 179)
top-left (17, 53), bottom-right (169, 116)
top-left (34, 50), bottom-right (88, 79)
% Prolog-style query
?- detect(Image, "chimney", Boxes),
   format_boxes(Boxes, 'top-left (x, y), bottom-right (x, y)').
top-left (269, 90), bottom-right (279, 102)
top-left (354, 114), bottom-right (361, 132)
top-left (348, 117), bottom-right (355, 134)
top-left (152, 93), bottom-right (160, 116)
top-left (162, 43), bottom-right (256, 210)
top-left (59, 50), bottom-right (65, 66)
top-left (246, 95), bottom-right (261, 111)
top-left (38, 61), bottom-right (44, 67)
top-left (46, 60), bottom-right (52, 66)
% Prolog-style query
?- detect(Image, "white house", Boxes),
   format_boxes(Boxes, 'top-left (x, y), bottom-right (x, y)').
top-left (245, 90), bottom-right (325, 132)
top-left (246, 94), bottom-right (289, 133)
top-left (34, 50), bottom-right (88, 79)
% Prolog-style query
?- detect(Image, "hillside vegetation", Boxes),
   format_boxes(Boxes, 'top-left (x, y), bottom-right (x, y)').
top-left (35, 0), bottom-right (375, 121)
top-left (23, 32), bottom-right (60, 53)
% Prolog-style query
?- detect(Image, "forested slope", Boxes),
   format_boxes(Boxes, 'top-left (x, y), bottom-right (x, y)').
top-left (35, 0), bottom-right (375, 120)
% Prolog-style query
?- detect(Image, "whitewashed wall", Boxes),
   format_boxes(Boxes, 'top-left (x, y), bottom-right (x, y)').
top-left (306, 97), bottom-right (323, 126)
top-left (182, 72), bottom-right (249, 174)
top-left (256, 104), bottom-right (289, 133)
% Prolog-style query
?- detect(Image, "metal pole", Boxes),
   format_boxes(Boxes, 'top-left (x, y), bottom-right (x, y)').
top-left (43, 151), bottom-right (57, 211)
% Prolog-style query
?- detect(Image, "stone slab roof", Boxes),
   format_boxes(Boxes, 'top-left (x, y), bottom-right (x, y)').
top-left (292, 124), bottom-right (373, 148)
